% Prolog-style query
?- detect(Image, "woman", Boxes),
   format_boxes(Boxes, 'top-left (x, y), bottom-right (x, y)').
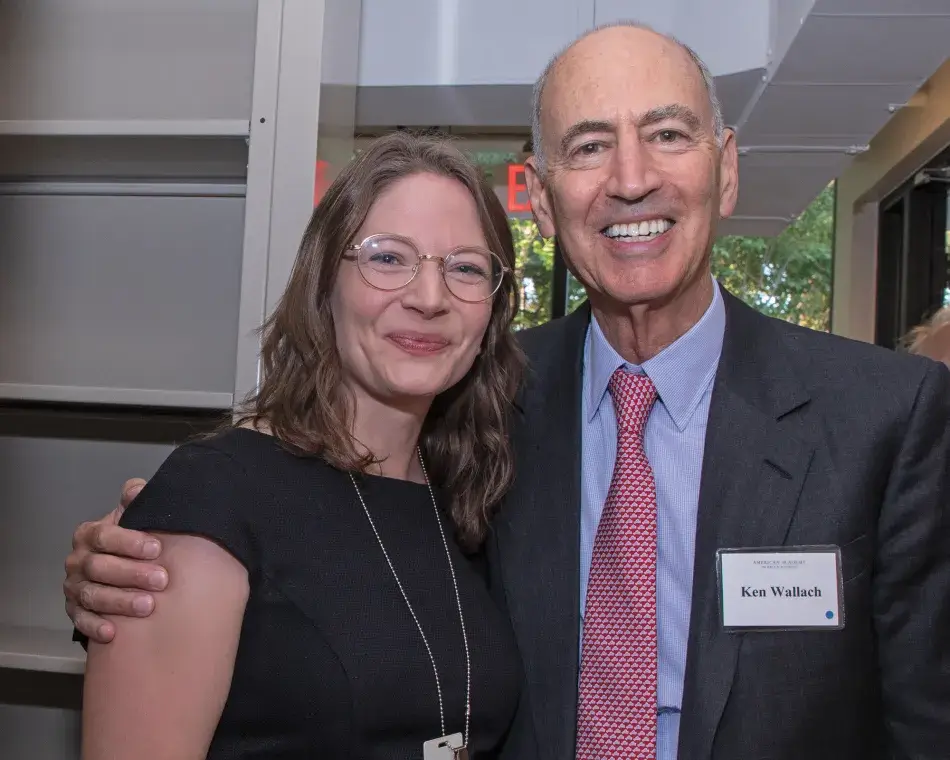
top-left (81, 132), bottom-right (526, 760)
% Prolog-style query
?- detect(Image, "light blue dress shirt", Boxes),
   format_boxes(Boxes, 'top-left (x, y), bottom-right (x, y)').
top-left (579, 282), bottom-right (726, 759)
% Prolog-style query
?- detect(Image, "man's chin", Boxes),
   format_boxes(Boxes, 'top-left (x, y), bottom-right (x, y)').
top-left (591, 272), bottom-right (682, 310)
top-left (601, 253), bottom-right (711, 302)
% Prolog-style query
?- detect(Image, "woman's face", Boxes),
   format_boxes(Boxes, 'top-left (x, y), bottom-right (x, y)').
top-left (330, 172), bottom-right (496, 409)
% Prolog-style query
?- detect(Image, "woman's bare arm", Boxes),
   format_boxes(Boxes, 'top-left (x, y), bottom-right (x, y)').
top-left (82, 532), bottom-right (249, 760)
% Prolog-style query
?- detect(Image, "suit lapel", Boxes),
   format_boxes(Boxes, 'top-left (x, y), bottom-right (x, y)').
top-left (494, 305), bottom-right (590, 760)
top-left (677, 290), bottom-right (815, 760)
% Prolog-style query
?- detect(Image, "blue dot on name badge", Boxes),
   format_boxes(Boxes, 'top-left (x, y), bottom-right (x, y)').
top-left (825, 610), bottom-right (834, 620)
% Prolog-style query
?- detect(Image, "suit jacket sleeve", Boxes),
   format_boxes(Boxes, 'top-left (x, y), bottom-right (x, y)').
top-left (484, 531), bottom-right (540, 760)
top-left (876, 361), bottom-right (950, 757)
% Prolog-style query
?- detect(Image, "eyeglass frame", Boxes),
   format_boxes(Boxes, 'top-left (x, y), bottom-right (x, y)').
top-left (341, 232), bottom-right (512, 303)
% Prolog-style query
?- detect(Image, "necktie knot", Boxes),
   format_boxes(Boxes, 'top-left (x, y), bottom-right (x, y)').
top-left (608, 368), bottom-right (657, 437)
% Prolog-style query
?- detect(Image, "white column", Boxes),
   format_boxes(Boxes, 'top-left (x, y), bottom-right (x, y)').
top-left (234, 0), bottom-right (362, 404)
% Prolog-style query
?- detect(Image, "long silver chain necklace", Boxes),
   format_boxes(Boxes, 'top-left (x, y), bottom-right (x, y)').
top-left (348, 448), bottom-right (472, 760)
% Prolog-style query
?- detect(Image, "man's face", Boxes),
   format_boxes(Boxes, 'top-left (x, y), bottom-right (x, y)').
top-left (526, 27), bottom-right (739, 309)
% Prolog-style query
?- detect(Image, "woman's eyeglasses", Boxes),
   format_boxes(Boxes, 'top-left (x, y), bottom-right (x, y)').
top-left (343, 233), bottom-right (509, 303)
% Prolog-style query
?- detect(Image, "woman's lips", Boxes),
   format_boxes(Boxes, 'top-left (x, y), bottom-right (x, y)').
top-left (387, 333), bottom-right (450, 355)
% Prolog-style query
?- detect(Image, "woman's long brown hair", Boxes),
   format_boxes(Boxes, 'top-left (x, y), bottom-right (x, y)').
top-left (234, 131), bottom-right (525, 550)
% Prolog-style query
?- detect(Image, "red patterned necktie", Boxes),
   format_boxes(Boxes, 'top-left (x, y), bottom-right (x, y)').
top-left (577, 368), bottom-right (659, 760)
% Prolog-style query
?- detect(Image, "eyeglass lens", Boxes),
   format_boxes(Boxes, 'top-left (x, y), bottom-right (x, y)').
top-left (357, 236), bottom-right (502, 301)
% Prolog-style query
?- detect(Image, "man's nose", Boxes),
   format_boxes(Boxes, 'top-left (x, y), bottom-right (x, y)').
top-left (403, 258), bottom-right (450, 315)
top-left (605, 138), bottom-right (662, 202)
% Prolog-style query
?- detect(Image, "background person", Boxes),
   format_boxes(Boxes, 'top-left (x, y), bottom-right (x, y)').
top-left (904, 305), bottom-right (950, 367)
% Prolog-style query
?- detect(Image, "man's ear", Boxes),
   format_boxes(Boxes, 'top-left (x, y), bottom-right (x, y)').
top-left (717, 128), bottom-right (739, 219)
top-left (524, 156), bottom-right (557, 239)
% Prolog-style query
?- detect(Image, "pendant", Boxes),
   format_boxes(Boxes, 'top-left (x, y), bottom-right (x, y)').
top-left (423, 732), bottom-right (467, 759)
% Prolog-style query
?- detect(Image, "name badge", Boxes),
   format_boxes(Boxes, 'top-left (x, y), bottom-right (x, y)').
top-left (717, 546), bottom-right (844, 631)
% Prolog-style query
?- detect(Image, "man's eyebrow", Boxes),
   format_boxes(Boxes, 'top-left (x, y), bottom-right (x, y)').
top-left (557, 119), bottom-right (614, 156)
top-left (556, 105), bottom-right (706, 156)
top-left (639, 104), bottom-right (702, 131)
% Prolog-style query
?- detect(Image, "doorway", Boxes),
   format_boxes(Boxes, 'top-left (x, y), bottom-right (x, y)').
top-left (875, 146), bottom-right (950, 349)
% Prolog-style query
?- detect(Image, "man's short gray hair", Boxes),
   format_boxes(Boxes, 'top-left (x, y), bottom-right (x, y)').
top-left (530, 20), bottom-right (725, 174)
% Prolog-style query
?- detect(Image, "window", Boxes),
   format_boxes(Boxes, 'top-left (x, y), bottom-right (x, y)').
top-left (875, 152), bottom-right (950, 349)
top-left (509, 223), bottom-right (588, 330)
top-left (462, 143), bottom-right (560, 330)
top-left (510, 220), bottom-right (556, 329)
top-left (945, 193), bottom-right (950, 307)
top-left (712, 183), bottom-right (836, 332)
top-left (567, 272), bottom-right (587, 314)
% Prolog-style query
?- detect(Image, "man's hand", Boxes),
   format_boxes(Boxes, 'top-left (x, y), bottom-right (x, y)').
top-left (64, 478), bottom-right (169, 643)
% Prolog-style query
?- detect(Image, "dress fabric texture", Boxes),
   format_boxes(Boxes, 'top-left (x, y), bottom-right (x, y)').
top-left (119, 427), bottom-right (523, 759)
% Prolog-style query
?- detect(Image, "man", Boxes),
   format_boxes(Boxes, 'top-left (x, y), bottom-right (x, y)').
top-left (905, 305), bottom-right (950, 367)
top-left (63, 23), bottom-right (950, 759)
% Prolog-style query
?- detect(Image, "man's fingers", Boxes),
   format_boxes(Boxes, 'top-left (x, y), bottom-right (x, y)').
top-left (119, 478), bottom-right (147, 510)
top-left (71, 606), bottom-right (116, 644)
top-left (72, 519), bottom-right (99, 552)
top-left (77, 580), bottom-right (156, 618)
top-left (81, 551), bottom-right (168, 592)
top-left (88, 522), bottom-right (162, 561)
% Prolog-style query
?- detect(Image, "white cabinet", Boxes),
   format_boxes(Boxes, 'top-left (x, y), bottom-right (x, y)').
top-left (0, 192), bottom-right (244, 408)
top-left (0, 3), bottom-right (263, 759)
top-left (0, 408), bottom-right (221, 760)
top-left (0, 0), bottom-right (256, 129)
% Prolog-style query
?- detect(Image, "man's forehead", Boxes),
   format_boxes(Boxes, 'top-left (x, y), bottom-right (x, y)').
top-left (544, 30), bottom-right (707, 126)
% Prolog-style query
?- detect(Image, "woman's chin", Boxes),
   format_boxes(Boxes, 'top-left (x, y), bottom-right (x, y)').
top-left (378, 381), bottom-right (448, 407)
top-left (383, 369), bottom-right (461, 400)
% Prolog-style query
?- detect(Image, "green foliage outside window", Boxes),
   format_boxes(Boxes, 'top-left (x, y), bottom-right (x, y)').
top-left (509, 183), bottom-right (836, 332)
top-left (509, 220), bottom-right (557, 330)
top-left (712, 183), bottom-right (835, 331)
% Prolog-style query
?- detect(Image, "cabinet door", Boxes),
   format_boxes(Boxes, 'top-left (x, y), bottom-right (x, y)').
top-left (0, 409), bottom-right (219, 634)
top-left (0, 0), bottom-right (256, 122)
top-left (0, 409), bottom-right (220, 760)
top-left (0, 193), bottom-right (244, 407)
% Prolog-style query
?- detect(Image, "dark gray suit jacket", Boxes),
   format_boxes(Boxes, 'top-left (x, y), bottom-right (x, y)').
top-left (487, 286), bottom-right (950, 760)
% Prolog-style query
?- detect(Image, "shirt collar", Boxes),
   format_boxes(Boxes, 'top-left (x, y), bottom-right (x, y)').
top-left (584, 278), bottom-right (726, 431)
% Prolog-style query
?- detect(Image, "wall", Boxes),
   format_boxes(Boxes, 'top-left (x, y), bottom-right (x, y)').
top-left (832, 58), bottom-right (950, 341)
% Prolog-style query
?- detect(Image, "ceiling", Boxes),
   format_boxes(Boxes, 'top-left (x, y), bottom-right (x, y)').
top-left (723, 0), bottom-right (950, 236)
top-left (352, 0), bottom-right (950, 237)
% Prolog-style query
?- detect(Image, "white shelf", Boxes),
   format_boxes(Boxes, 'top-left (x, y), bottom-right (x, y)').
top-left (0, 181), bottom-right (247, 198)
top-left (0, 624), bottom-right (84, 675)
top-left (0, 119), bottom-right (251, 138)
top-left (0, 384), bottom-right (234, 410)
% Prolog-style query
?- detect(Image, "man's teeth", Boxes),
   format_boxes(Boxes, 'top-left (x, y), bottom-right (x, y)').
top-left (603, 219), bottom-right (672, 239)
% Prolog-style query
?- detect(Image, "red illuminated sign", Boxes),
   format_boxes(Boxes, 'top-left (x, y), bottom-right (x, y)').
top-left (314, 159), bottom-right (533, 215)
top-left (507, 164), bottom-right (531, 213)
top-left (313, 159), bottom-right (330, 206)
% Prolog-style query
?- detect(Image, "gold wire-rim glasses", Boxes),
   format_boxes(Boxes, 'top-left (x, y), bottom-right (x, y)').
top-left (342, 232), bottom-right (511, 303)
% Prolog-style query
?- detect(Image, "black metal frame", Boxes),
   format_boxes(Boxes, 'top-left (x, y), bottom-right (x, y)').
top-left (874, 147), bottom-right (950, 348)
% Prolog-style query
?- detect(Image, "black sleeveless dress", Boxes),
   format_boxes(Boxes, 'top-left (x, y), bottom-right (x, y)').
top-left (119, 427), bottom-right (523, 759)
